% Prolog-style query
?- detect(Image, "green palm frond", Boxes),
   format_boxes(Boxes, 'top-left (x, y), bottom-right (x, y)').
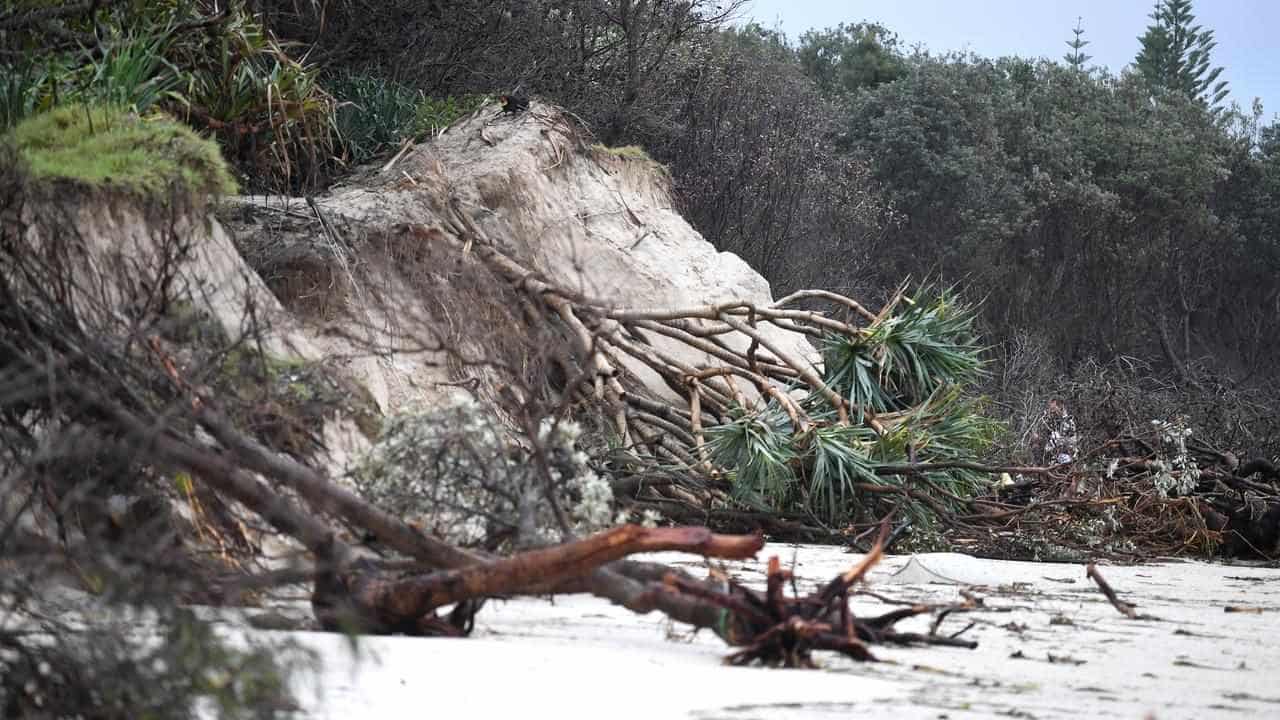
top-left (821, 287), bottom-right (985, 421)
top-left (707, 404), bottom-right (796, 509)
top-left (708, 288), bottom-right (998, 526)
top-left (806, 424), bottom-right (879, 523)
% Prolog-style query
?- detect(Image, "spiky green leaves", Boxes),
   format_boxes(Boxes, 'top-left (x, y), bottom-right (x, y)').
top-left (710, 289), bottom-right (996, 525)
top-left (807, 424), bottom-right (881, 523)
top-left (821, 290), bottom-right (984, 420)
top-left (708, 405), bottom-right (798, 510)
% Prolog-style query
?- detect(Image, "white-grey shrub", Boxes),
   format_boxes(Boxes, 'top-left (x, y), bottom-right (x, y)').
top-left (352, 397), bottom-right (613, 547)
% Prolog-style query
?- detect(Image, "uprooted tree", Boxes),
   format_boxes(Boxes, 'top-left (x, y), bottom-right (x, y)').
top-left (0, 100), bottom-right (1003, 707)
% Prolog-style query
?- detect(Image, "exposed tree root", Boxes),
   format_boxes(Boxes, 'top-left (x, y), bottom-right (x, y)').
top-left (656, 529), bottom-right (978, 667)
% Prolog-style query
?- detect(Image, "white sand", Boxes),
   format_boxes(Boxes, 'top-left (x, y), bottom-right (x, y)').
top-left (259, 546), bottom-right (1280, 719)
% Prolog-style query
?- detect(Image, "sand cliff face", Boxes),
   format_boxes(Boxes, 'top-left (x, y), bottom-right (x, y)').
top-left (17, 101), bottom-right (812, 482)
top-left (220, 101), bottom-right (814, 428)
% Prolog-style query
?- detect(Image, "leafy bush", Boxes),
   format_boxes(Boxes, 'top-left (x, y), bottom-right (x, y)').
top-left (327, 71), bottom-right (488, 165)
top-left (354, 397), bottom-right (616, 548)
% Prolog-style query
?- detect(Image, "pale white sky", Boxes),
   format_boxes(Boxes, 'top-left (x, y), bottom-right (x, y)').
top-left (745, 0), bottom-right (1278, 116)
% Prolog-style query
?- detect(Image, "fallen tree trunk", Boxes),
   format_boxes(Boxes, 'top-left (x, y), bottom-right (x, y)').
top-left (67, 381), bottom-right (767, 636)
top-left (313, 525), bottom-right (763, 634)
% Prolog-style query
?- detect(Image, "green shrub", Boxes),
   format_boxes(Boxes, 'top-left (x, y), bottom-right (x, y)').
top-left (327, 71), bottom-right (487, 165)
top-left (413, 93), bottom-right (487, 136)
top-left (707, 289), bottom-right (998, 525)
top-left (328, 71), bottom-right (423, 165)
top-left (164, 7), bottom-right (336, 192)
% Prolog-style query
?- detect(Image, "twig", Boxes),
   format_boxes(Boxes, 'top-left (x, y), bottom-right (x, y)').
top-left (381, 138), bottom-right (415, 174)
top-left (874, 461), bottom-right (1058, 476)
top-left (1086, 562), bottom-right (1138, 619)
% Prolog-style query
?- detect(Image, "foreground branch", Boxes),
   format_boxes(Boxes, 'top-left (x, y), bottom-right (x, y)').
top-left (315, 525), bottom-right (764, 633)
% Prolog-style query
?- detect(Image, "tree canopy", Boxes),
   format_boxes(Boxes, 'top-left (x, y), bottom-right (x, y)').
top-left (1135, 0), bottom-right (1230, 111)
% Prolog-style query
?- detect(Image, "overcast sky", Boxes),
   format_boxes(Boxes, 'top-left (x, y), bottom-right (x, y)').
top-left (743, 0), bottom-right (1278, 117)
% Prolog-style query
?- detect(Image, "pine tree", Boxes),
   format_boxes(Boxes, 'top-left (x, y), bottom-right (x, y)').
top-left (1063, 17), bottom-right (1092, 71)
top-left (1135, 0), bottom-right (1229, 111)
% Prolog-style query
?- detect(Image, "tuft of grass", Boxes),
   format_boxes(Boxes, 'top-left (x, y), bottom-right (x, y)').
top-left (413, 94), bottom-right (488, 136)
top-left (9, 104), bottom-right (237, 199)
top-left (591, 143), bottom-right (672, 182)
top-left (81, 29), bottom-right (179, 113)
top-left (0, 58), bottom-right (69, 131)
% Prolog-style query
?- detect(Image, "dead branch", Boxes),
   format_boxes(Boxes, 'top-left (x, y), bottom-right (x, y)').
top-left (318, 525), bottom-right (763, 633)
top-left (1086, 563), bottom-right (1139, 619)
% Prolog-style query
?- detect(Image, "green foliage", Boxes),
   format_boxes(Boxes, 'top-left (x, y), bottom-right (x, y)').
top-left (806, 424), bottom-right (880, 522)
top-left (82, 29), bottom-right (180, 112)
top-left (0, 58), bottom-right (61, 130)
top-left (413, 93), bottom-right (487, 136)
top-left (1, 2), bottom-right (339, 192)
top-left (591, 143), bottom-right (654, 161)
top-left (1, 28), bottom-right (181, 132)
top-left (163, 6), bottom-right (336, 192)
top-left (328, 71), bottom-right (422, 165)
top-left (327, 71), bottom-right (487, 164)
top-left (708, 290), bottom-right (994, 525)
top-left (1135, 0), bottom-right (1229, 111)
top-left (1063, 17), bottom-right (1092, 71)
top-left (7, 104), bottom-right (237, 198)
top-left (798, 22), bottom-right (905, 95)
top-left (822, 291), bottom-right (984, 418)
top-left (709, 405), bottom-right (799, 509)
top-left (832, 53), bottom-right (1264, 376)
